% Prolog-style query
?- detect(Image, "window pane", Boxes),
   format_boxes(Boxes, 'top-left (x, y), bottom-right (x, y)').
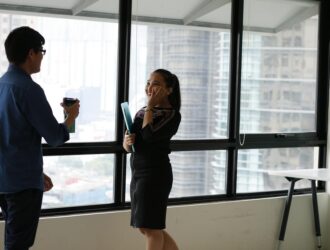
top-left (43, 154), bottom-right (114, 208)
top-left (171, 151), bottom-right (227, 197)
top-left (241, 0), bottom-right (319, 133)
top-left (126, 150), bottom-right (227, 201)
top-left (0, 13), bottom-right (118, 142)
top-left (129, 0), bottom-right (232, 139)
top-left (237, 147), bottom-right (319, 193)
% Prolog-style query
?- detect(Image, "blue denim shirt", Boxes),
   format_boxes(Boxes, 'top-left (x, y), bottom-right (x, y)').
top-left (0, 64), bottom-right (69, 193)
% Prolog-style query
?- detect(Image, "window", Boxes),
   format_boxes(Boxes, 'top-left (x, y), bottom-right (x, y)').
top-left (0, 15), bottom-right (118, 143)
top-left (0, 0), bottom-right (328, 214)
top-left (0, 8), bottom-right (119, 210)
top-left (126, 150), bottom-right (227, 201)
top-left (43, 154), bottom-right (114, 208)
top-left (238, 0), bottom-right (323, 196)
top-left (129, 24), bottom-right (230, 140)
top-left (237, 147), bottom-right (318, 193)
top-left (241, 7), bottom-right (318, 134)
top-left (125, 0), bottom-right (232, 203)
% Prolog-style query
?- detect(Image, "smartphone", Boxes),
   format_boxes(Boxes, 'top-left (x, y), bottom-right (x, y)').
top-left (63, 97), bottom-right (77, 133)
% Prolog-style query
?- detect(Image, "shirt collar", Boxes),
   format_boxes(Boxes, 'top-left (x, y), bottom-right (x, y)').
top-left (8, 63), bottom-right (31, 78)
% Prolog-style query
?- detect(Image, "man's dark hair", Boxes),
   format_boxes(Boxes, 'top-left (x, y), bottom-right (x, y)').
top-left (4, 26), bottom-right (45, 65)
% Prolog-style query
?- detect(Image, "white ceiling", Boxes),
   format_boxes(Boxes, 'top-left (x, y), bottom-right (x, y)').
top-left (0, 0), bottom-right (80, 10)
top-left (0, 0), bottom-right (320, 32)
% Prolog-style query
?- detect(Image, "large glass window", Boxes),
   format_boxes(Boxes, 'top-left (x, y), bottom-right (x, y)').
top-left (237, 147), bottom-right (318, 193)
top-left (0, 14), bottom-right (118, 142)
top-left (170, 151), bottom-right (227, 197)
top-left (125, 150), bottom-right (227, 201)
top-left (236, 0), bottom-right (322, 196)
top-left (0, 0), bottom-right (327, 214)
top-left (125, 0), bottom-right (232, 203)
top-left (0, 10), bottom-right (118, 210)
top-left (241, 0), bottom-right (319, 133)
top-left (129, 1), bottom-right (232, 140)
top-left (43, 154), bottom-right (114, 208)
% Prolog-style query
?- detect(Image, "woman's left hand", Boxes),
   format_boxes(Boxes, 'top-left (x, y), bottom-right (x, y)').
top-left (148, 87), bottom-right (167, 107)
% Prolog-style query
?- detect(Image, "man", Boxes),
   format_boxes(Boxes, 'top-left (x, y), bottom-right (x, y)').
top-left (0, 26), bottom-right (80, 250)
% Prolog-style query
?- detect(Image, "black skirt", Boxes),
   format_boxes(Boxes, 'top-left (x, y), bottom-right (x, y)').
top-left (130, 166), bottom-right (173, 229)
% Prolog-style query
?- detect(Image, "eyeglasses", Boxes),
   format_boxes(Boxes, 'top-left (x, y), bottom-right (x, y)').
top-left (39, 49), bottom-right (46, 55)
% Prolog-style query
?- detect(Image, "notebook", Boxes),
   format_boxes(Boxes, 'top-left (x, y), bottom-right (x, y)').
top-left (121, 102), bottom-right (135, 152)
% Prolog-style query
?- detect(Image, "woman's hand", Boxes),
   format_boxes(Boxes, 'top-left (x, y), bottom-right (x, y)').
top-left (147, 87), bottom-right (167, 108)
top-left (123, 131), bottom-right (136, 152)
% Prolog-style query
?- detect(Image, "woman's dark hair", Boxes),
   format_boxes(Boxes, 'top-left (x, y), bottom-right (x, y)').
top-left (4, 26), bottom-right (45, 65)
top-left (153, 69), bottom-right (181, 111)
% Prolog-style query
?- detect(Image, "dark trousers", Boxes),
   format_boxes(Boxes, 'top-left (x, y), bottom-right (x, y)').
top-left (0, 189), bottom-right (43, 250)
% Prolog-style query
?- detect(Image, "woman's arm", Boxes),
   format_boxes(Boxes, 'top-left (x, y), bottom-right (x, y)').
top-left (140, 111), bottom-right (181, 143)
top-left (142, 106), bottom-right (154, 128)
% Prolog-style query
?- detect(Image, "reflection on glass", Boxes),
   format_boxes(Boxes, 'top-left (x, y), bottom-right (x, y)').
top-left (126, 151), bottom-right (227, 201)
top-left (43, 154), bottom-right (114, 208)
top-left (0, 14), bottom-right (118, 142)
top-left (237, 147), bottom-right (319, 193)
top-left (241, 0), bottom-right (319, 133)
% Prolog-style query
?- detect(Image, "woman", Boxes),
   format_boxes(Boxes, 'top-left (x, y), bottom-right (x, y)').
top-left (123, 69), bottom-right (181, 250)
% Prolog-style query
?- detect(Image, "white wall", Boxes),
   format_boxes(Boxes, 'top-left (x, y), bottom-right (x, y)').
top-left (321, 196), bottom-right (330, 249)
top-left (325, 91), bottom-right (330, 250)
top-left (1, 194), bottom-right (328, 250)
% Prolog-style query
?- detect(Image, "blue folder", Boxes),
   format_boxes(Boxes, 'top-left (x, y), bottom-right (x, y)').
top-left (121, 102), bottom-right (135, 152)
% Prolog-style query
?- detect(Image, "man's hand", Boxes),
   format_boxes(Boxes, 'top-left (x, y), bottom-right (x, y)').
top-left (43, 173), bottom-right (53, 192)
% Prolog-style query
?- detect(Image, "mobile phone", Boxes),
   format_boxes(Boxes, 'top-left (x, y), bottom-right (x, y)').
top-left (63, 97), bottom-right (77, 133)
